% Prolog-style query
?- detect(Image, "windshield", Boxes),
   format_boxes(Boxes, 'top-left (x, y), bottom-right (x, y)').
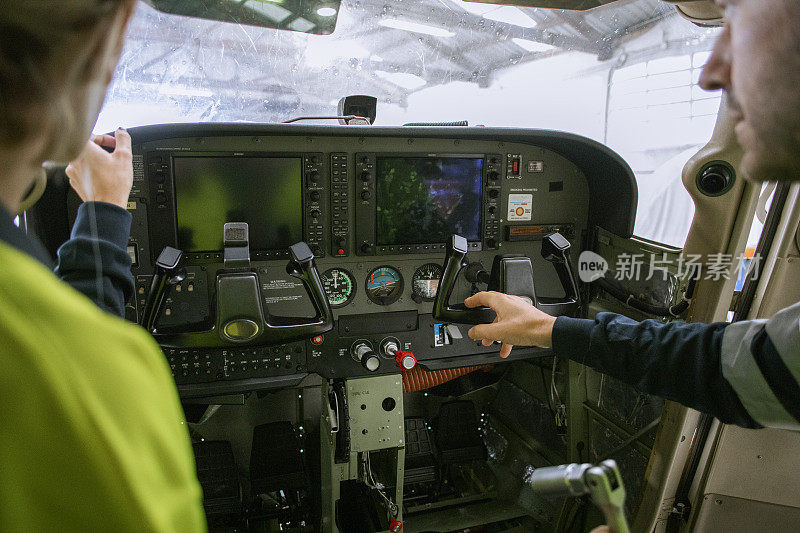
top-left (98, 0), bottom-right (721, 247)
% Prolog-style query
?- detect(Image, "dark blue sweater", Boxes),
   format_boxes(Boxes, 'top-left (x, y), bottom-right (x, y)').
top-left (0, 202), bottom-right (133, 318)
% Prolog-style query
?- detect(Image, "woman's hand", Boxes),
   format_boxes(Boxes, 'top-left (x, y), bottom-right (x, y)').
top-left (465, 291), bottom-right (557, 358)
top-left (65, 128), bottom-right (133, 209)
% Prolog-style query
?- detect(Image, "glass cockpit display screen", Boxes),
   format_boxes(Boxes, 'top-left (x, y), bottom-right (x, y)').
top-left (375, 156), bottom-right (483, 245)
top-left (173, 156), bottom-right (303, 251)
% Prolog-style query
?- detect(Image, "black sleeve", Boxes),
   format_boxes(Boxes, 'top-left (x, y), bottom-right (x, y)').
top-left (552, 313), bottom-right (762, 428)
top-left (54, 202), bottom-right (134, 318)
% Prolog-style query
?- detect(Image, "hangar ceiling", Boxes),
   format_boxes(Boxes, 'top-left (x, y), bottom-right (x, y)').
top-left (111, 0), bottom-right (683, 122)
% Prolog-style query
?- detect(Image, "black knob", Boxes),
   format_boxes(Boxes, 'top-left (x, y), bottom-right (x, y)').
top-left (361, 156), bottom-right (369, 165)
top-left (155, 171), bottom-right (166, 184)
top-left (361, 190), bottom-right (372, 201)
top-left (309, 191), bottom-right (321, 202)
top-left (361, 243), bottom-right (373, 254)
top-left (360, 171), bottom-right (371, 182)
top-left (362, 353), bottom-right (380, 371)
top-left (354, 342), bottom-right (380, 372)
top-left (156, 192), bottom-right (167, 204)
top-left (487, 171), bottom-right (499, 181)
top-left (311, 155), bottom-right (321, 164)
top-left (336, 237), bottom-right (346, 247)
top-left (311, 209), bottom-right (321, 219)
top-left (490, 157), bottom-right (499, 165)
top-left (307, 170), bottom-right (319, 183)
top-left (486, 238), bottom-right (497, 248)
top-left (698, 164), bottom-right (734, 196)
top-left (488, 189), bottom-right (499, 199)
top-left (488, 205), bottom-right (496, 215)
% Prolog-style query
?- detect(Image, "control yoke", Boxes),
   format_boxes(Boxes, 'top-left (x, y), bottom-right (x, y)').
top-left (143, 223), bottom-right (333, 347)
top-left (431, 235), bottom-right (497, 325)
top-left (432, 233), bottom-right (580, 325)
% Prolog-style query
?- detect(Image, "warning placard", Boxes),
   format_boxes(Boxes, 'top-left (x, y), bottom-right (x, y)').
top-left (508, 194), bottom-right (533, 221)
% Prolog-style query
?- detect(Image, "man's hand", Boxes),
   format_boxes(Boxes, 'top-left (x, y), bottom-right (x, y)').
top-left (65, 128), bottom-right (133, 209)
top-left (464, 291), bottom-right (557, 358)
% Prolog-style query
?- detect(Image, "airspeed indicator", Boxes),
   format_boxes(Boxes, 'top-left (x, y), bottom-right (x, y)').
top-left (321, 268), bottom-right (356, 308)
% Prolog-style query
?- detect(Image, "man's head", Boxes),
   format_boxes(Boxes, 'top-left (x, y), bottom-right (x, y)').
top-left (699, 0), bottom-right (800, 182)
top-left (0, 1), bottom-right (135, 185)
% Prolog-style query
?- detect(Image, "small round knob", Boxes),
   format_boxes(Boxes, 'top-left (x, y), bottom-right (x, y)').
top-left (487, 171), bottom-right (499, 181)
top-left (395, 350), bottom-right (416, 371)
top-left (486, 238), bottom-right (497, 249)
top-left (360, 171), bottom-right (371, 182)
top-left (488, 189), bottom-right (499, 199)
top-left (155, 171), bottom-right (166, 184)
top-left (361, 190), bottom-right (372, 201)
top-left (488, 205), bottom-right (496, 215)
top-left (309, 191), bottom-right (321, 202)
top-left (360, 243), bottom-right (373, 254)
top-left (307, 170), bottom-right (319, 183)
top-left (354, 342), bottom-right (380, 372)
top-left (336, 237), bottom-right (346, 248)
top-left (362, 353), bottom-right (380, 371)
top-left (311, 209), bottom-right (321, 219)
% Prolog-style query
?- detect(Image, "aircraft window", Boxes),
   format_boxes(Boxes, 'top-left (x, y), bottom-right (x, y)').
top-left (96, 0), bottom-right (719, 248)
top-left (608, 50), bottom-right (722, 248)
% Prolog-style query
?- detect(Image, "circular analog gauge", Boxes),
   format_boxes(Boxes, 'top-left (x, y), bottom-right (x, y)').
top-left (412, 263), bottom-right (443, 302)
top-left (366, 266), bottom-right (404, 305)
top-left (321, 268), bottom-right (356, 308)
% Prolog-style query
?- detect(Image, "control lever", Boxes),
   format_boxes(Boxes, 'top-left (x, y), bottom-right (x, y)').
top-left (537, 232), bottom-right (580, 316)
top-left (431, 235), bottom-right (496, 325)
top-left (141, 246), bottom-right (186, 333)
top-left (432, 233), bottom-right (580, 325)
top-left (149, 226), bottom-right (334, 347)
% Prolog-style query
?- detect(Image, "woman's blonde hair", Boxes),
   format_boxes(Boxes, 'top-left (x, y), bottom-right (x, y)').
top-left (0, 0), bottom-right (133, 160)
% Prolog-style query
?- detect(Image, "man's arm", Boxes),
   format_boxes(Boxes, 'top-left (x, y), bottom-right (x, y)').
top-left (552, 313), bottom-right (760, 428)
top-left (55, 202), bottom-right (133, 317)
top-left (55, 129), bottom-right (135, 318)
top-left (465, 292), bottom-right (800, 430)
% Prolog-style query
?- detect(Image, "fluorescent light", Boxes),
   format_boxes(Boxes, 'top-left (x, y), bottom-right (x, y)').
top-left (378, 18), bottom-right (455, 38)
top-left (483, 6), bottom-right (537, 28)
top-left (317, 7), bottom-right (337, 17)
top-left (512, 38), bottom-right (555, 53)
top-left (288, 17), bottom-right (316, 32)
top-left (375, 70), bottom-right (427, 90)
top-left (245, 1), bottom-right (291, 22)
top-left (447, 0), bottom-right (496, 16)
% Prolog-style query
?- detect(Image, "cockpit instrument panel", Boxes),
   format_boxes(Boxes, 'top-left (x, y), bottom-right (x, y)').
top-left (50, 123), bottom-right (636, 396)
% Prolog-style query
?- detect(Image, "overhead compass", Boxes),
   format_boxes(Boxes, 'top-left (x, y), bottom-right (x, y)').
top-left (321, 268), bottom-right (356, 308)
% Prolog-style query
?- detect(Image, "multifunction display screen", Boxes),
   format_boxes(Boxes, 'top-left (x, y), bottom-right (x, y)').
top-left (376, 156), bottom-right (483, 245)
top-left (173, 156), bottom-right (303, 251)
